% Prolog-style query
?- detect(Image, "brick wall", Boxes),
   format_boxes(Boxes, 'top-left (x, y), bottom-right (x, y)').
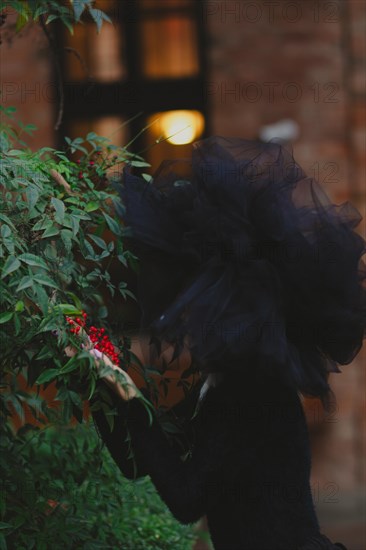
top-left (0, 11), bottom-right (55, 150)
top-left (205, 2), bottom-right (365, 547)
top-left (1, 2), bottom-right (365, 547)
top-left (205, 0), bottom-right (363, 200)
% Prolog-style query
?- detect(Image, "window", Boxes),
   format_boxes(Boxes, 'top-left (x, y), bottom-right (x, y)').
top-left (61, 0), bottom-right (208, 169)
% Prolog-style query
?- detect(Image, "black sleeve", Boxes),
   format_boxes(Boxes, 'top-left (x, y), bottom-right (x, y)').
top-left (91, 381), bottom-right (257, 525)
top-left (91, 381), bottom-right (191, 481)
top-left (91, 386), bottom-right (149, 480)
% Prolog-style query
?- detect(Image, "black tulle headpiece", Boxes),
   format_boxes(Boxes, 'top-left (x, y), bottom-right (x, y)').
top-left (115, 137), bottom-right (366, 399)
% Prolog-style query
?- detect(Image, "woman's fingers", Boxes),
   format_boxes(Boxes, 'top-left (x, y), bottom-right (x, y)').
top-left (63, 335), bottom-right (138, 401)
top-left (88, 348), bottom-right (138, 401)
top-left (64, 345), bottom-right (78, 358)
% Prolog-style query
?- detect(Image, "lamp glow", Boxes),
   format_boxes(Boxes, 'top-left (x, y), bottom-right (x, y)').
top-left (159, 110), bottom-right (204, 145)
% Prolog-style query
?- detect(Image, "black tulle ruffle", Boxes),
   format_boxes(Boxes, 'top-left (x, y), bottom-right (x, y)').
top-left (115, 137), bottom-right (366, 399)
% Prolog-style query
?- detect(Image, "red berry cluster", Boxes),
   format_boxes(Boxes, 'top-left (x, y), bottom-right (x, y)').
top-left (75, 155), bottom-right (101, 182)
top-left (66, 312), bottom-right (87, 334)
top-left (65, 312), bottom-right (120, 365)
top-left (89, 326), bottom-right (120, 365)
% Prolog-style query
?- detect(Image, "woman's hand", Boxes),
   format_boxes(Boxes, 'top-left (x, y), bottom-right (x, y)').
top-left (64, 339), bottom-right (138, 402)
top-left (89, 347), bottom-right (138, 401)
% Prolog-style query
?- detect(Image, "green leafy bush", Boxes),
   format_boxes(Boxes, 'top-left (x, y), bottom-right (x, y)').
top-left (0, 105), bottom-right (148, 421)
top-left (0, 109), bottom-right (199, 547)
top-left (0, 3), bottom-right (202, 547)
top-left (0, 0), bottom-right (112, 34)
top-left (0, 421), bottom-right (197, 549)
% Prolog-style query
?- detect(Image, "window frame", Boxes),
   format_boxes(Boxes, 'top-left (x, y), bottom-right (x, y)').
top-left (58, 0), bottom-right (209, 152)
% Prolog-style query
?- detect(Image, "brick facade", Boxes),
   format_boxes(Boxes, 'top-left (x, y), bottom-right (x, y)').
top-left (0, 12), bottom-right (54, 149)
top-left (205, 2), bottom-right (365, 547)
top-left (1, 1), bottom-right (365, 548)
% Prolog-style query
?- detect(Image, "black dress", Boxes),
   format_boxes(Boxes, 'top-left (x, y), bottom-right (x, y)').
top-left (114, 137), bottom-right (365, 401)
top-left (92, 136), bottom-right (364, 549)
top-left (92, 373), bottom-right (347, 549)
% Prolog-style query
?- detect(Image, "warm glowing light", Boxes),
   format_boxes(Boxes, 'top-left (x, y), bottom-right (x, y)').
top-left (158, 110), bottom-right (204, 145)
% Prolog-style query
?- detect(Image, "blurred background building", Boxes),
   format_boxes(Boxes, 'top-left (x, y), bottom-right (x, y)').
top-left (1, 1), bottom-right (365, 548)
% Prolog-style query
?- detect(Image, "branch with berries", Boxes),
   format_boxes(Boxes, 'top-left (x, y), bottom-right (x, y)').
top-left (64, 312), bottom-right (138, 402)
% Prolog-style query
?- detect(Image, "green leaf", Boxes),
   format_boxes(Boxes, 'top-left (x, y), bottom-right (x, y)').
top-left (37, 317), bottom-right (59, 333)
top-left (18, 253), bottom-right (49, 270)
top-left (35, 369), bottom-right (59, 384)
top-left (42, 222), bottom-right (60, 238)
top-left (102, 212), bottom-right (122, 236)
top-left (6, 149), bottom-right (23, 156)
top-left (64, 197), bottom-right (80, 206)
top-left (70, 215), bottom-right (80, 237)
top-left (60, 229), bottom-right (73, 252)
top-left (25, 185), bottom-right (39, 211)
top-left (98, 306), bottom-right (108, 319)
top-left (89, 8), bottom-right (111, 33)
top-left (142, 173), bottom-right (153, 183)
top-left (73, 0), bottom-right (86, 22)
top-left (3, 106), bottom-right (16, 115)
top-left (69, 390), bottom-right (83, 409)
top-left (0, 312), bottom-right (13, 324)
top-left (117, 254), bottom-right (128, 266)
top-left (1, 255), bottom-right (21, 278)
top-left (16, 275), bottom-right (33, 291)
top-left (15, 11), bottom-right (29, 32)
top-left (0, 214), bottom-right (16, 230)
top-left (119, 287), bottom-right (136, 300)
top-left (62, 396), bottom-right (73, 422)
top-left (85, 201), bottom-right (99, 212)
top-left (36, 345), bottom-right (54, 361)
top-left (34, 283), bottom-right (49, 314)
top-left (83, 240), bottom-right (96, 260)
top-left (24, 123), bottom-right (37, 134)
top-left (130, 160), bottom-right (151, 168)
top-left (64, 292), bottom-right (83, 310)
top-left (61, 213), bottom-right (73, 229)
top-left (32, 6), bottom-right (47, 21)
top-left (13, 312), bottom-right (21, 335)
top-left (33, 273), bottom-right (59, 289)
top-left (51, 197), bottom-right (65, 224)
top-left (87, 374), bottom-right (96, 401)
top-left (0, 133), bottom-right (9, 153)
top-left (71, 143), bottom-right (87, 154)
top-left (32, 217), bottom-right (50, 231)
top-left (45, 14), bottom-right (58, 24)
top-left (2, 238), bottom-right (16, 256)
top-left (161, 421), bottom-right (183, 434)
top-left (88, 234), bottom-right (107, 250)
top-left (60, 15), bottom-right (74, 35)
top-left (70, 209), bottom-right (91, 221)
top-left (15, 300), bottom-right (24, 312)
top-left (60, 357), bottom-right (80, 374)
top-left (53, 304), bottom-right (82, 316)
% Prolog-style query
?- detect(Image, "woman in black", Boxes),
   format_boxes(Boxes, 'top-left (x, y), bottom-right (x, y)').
top-left (90, 137), bottom-right (364, 549)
